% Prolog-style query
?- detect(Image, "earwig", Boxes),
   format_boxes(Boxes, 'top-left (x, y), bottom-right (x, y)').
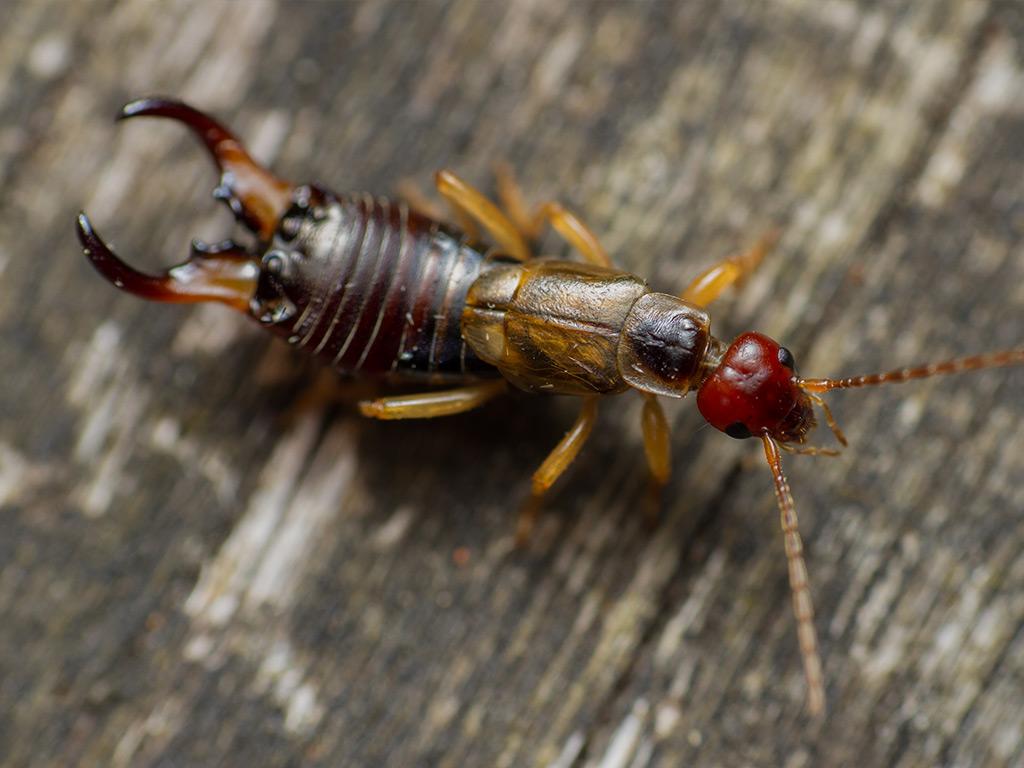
top-left (77, 98), bottom-right (1024, 716)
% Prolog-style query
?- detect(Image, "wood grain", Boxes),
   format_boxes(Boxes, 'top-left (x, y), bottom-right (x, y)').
top-left (2, 1), bottom-right (1023, 766)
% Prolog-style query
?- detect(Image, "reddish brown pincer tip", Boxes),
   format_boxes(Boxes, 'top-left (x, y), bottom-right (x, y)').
top-left (76, 211), bottom-right (257, 311)
top-left (77, 211), bottom-right (162, 297)
top-left (118, 97), bottom-right (238, 152)
top-left (114, 96), bottom-right (294, 238)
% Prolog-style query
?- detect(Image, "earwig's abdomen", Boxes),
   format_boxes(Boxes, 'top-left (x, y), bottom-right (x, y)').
top-left (256, 189), bottom-right (497, 380)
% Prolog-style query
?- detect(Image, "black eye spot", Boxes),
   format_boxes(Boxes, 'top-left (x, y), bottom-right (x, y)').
top-left (725, 422), bottom-right (752, 440)
top-left (778, 346), bottom-right (796, 370)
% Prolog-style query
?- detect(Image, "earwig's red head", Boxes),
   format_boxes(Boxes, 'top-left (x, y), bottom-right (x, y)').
top-left (697, 332), bottom-right (816, 443)
top-left (694, 330), bottom-right (1024, 715)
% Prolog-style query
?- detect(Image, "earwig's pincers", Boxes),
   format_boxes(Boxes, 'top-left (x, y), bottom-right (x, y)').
top-left (76, 97), bottom-right (304, 313)
top-left (117, 97), bottom-right (294, 237)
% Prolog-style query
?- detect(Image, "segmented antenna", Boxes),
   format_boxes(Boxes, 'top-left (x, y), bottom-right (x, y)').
top-left (799, 349), bottom-right (1024, 393)
top-left (762, 434), bottom-right (825, 716)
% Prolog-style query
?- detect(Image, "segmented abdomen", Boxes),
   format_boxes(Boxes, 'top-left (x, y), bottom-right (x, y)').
top-left (284, 194), bottom-right (496, 379)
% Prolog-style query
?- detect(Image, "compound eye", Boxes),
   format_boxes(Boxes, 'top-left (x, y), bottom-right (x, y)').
top-left (777, 346), bottom-right (796, 370)
top-left (725, 422), bottom-right (752, 440)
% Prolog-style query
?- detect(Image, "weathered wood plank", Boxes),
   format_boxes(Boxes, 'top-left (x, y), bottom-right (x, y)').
top-left (2, 1), bottom-right (1023, 766)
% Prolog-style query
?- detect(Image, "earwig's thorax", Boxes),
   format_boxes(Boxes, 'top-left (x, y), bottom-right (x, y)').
top-left (616, 293), bottom-right (713, 397)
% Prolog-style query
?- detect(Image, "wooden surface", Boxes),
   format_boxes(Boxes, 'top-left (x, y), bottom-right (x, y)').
top-left (3, 2), bottom-right (1024, 766)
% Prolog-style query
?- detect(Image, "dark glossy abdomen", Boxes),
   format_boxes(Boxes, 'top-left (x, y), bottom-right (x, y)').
top-left (285, 194), bottom-right (497, 380)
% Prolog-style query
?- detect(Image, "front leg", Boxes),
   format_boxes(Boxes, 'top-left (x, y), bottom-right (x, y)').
top-left (680, 230), bottom-right (779, 307)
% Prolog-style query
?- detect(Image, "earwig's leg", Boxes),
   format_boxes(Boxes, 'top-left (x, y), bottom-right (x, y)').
top-left (396, 178), bottom-right (452, 224)
top-left (494, 161), bottom-right (544, 241)
top-left (493, 165), bottom-right (611, 266)
top-left (435, 170), bottom-right (532, 261)
top-left (780, 443), bottom-right (842, 457)
top-left (396, 178), bottom-right (482, 243)
top-left (494, 163), bottom-right (613, 268)
top-left (282, 371), bottom-right (379, 424)
top-left (680, 230), bottom-right (779, 307)
top-left (808, 393), bottom-right (848, 447)
top-left (358, 380), bottom-right (507, 420)
top-left (641, 394), bottom-right (671, 523)
top-left (517, 397), bottom-right (599, 545)
top-left (535, 202), bottom-right (614, 268)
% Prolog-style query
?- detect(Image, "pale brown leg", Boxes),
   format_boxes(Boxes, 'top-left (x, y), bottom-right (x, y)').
top-left (640, 394), bottom-right (672, 526)
top-left (808, 393), bottom-right (848, 447)
top-left (358, 380), bottom-right (506, 420)
top-left (435, 170), bottom-right (532, 261)
top-left (494, 163), bottom-right (613, 268)
top-left (516, 397), bottom-right (599, 544)
top-left (535, 202), bottom-right (613, 268)
top-left (680, 230), bottom-right (779, 307)
top-left (396, 178), bottom-right (482, 243)
top-left (283, 370), bottom-right (378, 423)
top-left (640, 395), bottom-right (671, 485)
top-left (780, 443), bottom-right (842, 457)
top-left (495, 161), bottom-right (544, 241)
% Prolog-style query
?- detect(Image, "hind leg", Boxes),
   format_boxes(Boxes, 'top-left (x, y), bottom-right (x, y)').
top-left (358, 381), bottom-right (507, 419)
top-left (516, 397), bottom-right (599, 544)
top-left (495, 163), bottom-right (613, 268)
top-left (435, 170), bottom-right (532, 261)
top-left (396, 178), bottom-right (482, 243)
